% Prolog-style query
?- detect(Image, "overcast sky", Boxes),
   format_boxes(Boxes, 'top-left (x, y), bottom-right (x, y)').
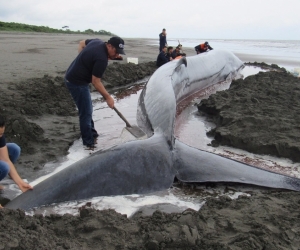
top-left (1, 0), bottom-right (299, 40)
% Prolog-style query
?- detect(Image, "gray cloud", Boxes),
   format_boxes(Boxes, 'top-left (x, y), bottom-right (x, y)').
top-left (0, 0), bottom-right (299, 39)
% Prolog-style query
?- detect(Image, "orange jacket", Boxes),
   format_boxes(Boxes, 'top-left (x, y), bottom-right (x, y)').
top-left (200, 43), bottom-right (207, 50)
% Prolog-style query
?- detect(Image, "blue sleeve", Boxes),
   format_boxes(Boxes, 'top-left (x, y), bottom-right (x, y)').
top-left (0, 135), bottom-right (6, 148)
top-left (157, 53), bottom-right (168, 67)
top-left (161, 53), bottom-right (168, 63)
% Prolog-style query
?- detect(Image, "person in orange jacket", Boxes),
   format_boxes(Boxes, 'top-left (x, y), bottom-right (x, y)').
top-left (195, 41), bottom-right (213, 54)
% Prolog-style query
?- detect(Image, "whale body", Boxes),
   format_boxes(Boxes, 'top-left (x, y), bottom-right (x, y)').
top-left (6, 50), bottom-right (300, 210)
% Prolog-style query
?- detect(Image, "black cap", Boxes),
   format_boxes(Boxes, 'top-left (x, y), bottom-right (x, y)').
top-left (205, 41), bottom-right (209, 45)
top-left (108, 37), bottom-right (125, 55)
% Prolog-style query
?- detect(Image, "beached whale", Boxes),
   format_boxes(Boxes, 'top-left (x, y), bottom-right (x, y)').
top-left (6, 50), bottom-right (300, 210)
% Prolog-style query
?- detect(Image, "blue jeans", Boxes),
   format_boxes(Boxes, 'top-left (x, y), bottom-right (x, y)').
top-left (65, 80), bottom-right (99, 146)
top-left (0, 143), bottom-right (21, 181)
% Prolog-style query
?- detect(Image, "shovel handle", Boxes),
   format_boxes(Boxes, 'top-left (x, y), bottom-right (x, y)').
top-left (113, 107), bottom-right (132, 128)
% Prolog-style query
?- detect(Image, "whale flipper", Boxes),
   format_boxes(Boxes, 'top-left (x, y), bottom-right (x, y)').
top-left (174, 140), bottom-right (300, 191)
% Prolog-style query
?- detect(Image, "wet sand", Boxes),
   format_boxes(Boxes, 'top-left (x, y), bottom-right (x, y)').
top-left (1, 32), bottom-right (300, 249)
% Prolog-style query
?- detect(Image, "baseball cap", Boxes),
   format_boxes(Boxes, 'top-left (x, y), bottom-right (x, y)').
top-left (108, 37), bottom-right (125, 55)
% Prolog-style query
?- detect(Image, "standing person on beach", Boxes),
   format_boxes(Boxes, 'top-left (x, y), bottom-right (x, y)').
top-left (65, 37), bottom-right (125, 149)
top-left (0, 115), bottom-right (33, 207)
top-left (159, 28), bottom-right (167, 52)
top-left (195, 41), bottom-right (213, 54)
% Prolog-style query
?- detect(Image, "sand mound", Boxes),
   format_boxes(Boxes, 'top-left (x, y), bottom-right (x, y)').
top-left (1, 74), bottom-right (78, 176)
top-left (198, 70), bottom-right (300, 162)
top-left (0, 191), bottom-right (299, 249)
top-left (102, 61), bottom-right (157, 88)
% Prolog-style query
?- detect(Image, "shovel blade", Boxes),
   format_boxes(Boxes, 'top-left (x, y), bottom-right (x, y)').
top-left (125, 126), bottom-right (147, 139)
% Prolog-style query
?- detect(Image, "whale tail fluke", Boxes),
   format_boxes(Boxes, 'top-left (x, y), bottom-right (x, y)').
top-left (5, 136), bottom-right (175, 210)
top-left (173, 140), bottom-right (300, 191)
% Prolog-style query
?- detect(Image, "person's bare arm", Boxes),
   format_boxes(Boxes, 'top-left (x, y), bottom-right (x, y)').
top-left (78, 40), bottom-right (87, 53)
top-left (92, 75), bottom-right (114, 108)
top-left (0, 146), bottom-right (33, 192)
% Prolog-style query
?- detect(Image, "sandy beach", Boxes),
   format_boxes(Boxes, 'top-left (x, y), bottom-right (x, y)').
top-left (0, 33), bottom-right (169, 83)
top-left (1, 32), bottom-right (300, 249)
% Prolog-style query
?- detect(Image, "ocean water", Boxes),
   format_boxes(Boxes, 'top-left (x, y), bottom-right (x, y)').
top-left (154, 38), bottom-right (300, 73)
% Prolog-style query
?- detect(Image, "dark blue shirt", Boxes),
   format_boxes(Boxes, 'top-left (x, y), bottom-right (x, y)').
top-left (66, 39), bottom-right (108, 85)
top-left (166, 53), bottom-right (173, 61)
top-left (159, 33), bottom-right (167, 47)
top-left (156, 51), bottom-right (168, 67)
top-left (171, 50), bottom-right (179, 59)
top-left (0, 135), bottom-right (6, 148)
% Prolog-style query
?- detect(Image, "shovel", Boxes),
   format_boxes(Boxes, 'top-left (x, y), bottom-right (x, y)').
top-left (113, 107), bottom-right (147, 139)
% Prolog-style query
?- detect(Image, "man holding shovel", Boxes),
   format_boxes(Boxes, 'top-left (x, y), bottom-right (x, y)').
top-left (65, 37), bottom-right (125, 149)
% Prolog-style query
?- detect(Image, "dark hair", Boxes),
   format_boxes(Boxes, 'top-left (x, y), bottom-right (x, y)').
top-left (162, 28), bottom-right (166, 31)
top-left (167, 46), bottom-right (173, 52)
top-left (0, 115), bottom-right (5, 127)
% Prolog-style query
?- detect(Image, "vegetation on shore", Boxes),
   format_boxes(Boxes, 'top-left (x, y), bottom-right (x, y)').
top-left (0, 21), bottom-right (116, 35)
